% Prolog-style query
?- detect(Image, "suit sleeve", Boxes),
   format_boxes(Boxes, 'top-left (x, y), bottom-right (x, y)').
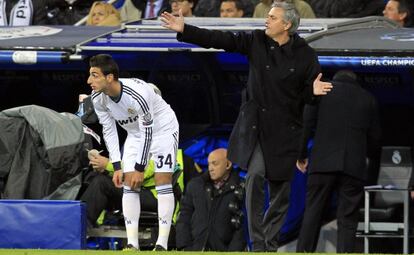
top-left (301, 49), bottom-right (322, 104)
top-left (367, 97), bottom-right (381, 158)
top-left (176, 182), bottom-right (195, 250)
top-left (133, 86), bottom-right (154, 172)
top-left (93, 97), bottom-right (122, 170)
top-left (298, 104), bottom-right (318, 159)
top-left (177, 24), bottom-right (253, 55)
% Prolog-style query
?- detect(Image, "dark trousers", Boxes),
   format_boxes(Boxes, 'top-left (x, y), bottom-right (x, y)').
top-left (245, 143), bottom-right (291, 251)
top-left (80, 174), bottom-right (157, 226)
top-left (296, 172), bottom-right (365, 253)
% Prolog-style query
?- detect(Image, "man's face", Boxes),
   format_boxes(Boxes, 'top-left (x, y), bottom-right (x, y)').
top-left (87, 67), bottom-right (109, 93)
top-left (265, 7), bottom-right (290, 38)
top-left (383, 0), bottom-right (407, 25)
top-left (208, 152), bottom-right (230, 181)
top-left (171, 0), bottom-right (193, 17)
top-left (220, 1), bottom-right (243, 18)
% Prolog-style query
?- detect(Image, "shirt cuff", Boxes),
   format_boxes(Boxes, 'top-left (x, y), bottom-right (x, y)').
top-left (134, 163), bottom-right (146, 172)
top-left (112, 161), bottom-right (122, 171)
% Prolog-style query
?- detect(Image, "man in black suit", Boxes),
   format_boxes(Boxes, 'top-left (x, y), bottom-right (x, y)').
top-left (296, 70), bottom-right (381, 253)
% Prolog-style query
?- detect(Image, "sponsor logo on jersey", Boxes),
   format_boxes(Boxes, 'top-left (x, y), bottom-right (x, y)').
top-left (117, 115), bottom-right (139, 125)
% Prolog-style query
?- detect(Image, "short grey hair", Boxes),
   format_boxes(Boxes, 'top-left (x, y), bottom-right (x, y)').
top-left (271, 1), bottom-right (300, 35)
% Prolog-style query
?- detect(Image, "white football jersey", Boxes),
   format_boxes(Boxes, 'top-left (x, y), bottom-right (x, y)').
top-left (91, 78), bottom-right (178, 169)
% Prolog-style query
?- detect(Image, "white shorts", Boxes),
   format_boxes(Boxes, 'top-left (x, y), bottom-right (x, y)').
top-left (122, 130), bottom-right (179, 173)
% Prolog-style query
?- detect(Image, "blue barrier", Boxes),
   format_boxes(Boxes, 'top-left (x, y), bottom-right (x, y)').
top-left (0, 200), bottom-right (86, 249)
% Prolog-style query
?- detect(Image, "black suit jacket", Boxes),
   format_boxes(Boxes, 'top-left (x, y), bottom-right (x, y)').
top-left (299, 77), bottom-right (381, 181)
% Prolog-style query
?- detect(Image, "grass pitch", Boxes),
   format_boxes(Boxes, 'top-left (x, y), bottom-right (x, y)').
top-left (0, 250), bottom-right (302, 255)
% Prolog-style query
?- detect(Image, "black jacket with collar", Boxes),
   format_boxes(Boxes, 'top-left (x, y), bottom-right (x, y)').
top-left (176, 170), bottom-right (246, 251)
top-left (178, 25), bottom-right (321, 180)
top-left (6, 0), bottom-right (49, 25)
top-left (299, 76), bottom-right (381, 180)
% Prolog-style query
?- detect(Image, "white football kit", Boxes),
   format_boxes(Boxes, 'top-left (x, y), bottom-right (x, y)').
top-left (92, 78), bottom-right (179, 173)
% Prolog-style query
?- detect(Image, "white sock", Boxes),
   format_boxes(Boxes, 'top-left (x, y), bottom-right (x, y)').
top-left (122, 186), bottom-right (141, 249)
top-left (155, 184), bottom-right (175, 249)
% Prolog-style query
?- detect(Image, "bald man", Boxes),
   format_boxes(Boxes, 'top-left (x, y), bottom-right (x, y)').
top-left (176, 149), bottom-right (246, 251)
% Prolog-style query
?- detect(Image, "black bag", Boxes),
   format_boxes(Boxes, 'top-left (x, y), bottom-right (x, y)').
top-left (227, 100), bottom-right (259, 170)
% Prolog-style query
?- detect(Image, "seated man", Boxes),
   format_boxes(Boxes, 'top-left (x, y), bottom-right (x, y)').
top-left (1, 0), bottom-right (49, 25)
top-left (220, 0), bottom-right (245, 17)
top-left (194, 0), bottom-right (253, 17)
top-left (383, 0), bottom-right (414, 27)
top-left (80, 150), bottom-right (157, 227)
top-left (170, 0), bottom-right (195, 17)
top-left (81, 148), bottom-right (200, 229)
top-left (176, 148), bottom-right (246, 251)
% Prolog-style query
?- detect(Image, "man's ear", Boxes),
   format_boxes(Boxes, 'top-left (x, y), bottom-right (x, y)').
top-left (106, 73), bottom-right (114, 82)
top-left (226, 160), bottom-right (232, 169)
top-left (284, 21), bottom-right (292, 31)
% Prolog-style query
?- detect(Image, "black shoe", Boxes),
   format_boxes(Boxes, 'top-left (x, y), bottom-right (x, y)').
top-left (123, 244), bottom-right (139, 251)
top-left (153, 244), bottom-right (167, 251)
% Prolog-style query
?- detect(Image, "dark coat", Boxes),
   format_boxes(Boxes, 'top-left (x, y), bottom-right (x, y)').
top-left (6, 0), bottom-right (50, 25)
top-left (299, 75), bottom-right (381, 181)
top-left (175, 170), bottom-right (246, 251)
top-left (178, 25), bottom-right (321, 180)
top-left (308, 0), bottom-right (384, 18)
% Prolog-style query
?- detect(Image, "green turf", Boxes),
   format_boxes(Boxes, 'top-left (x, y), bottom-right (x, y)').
top-left (0, 250), bottom-right (302, 255)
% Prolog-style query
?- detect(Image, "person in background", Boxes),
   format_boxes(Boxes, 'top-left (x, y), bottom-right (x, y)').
top-left (307, 0), bottom-right (384, 18)
top-left (220, 0), bottom-right (245, 18)
top-left (86, 1), bottom-right (121, 26)
top-left (296, 70), bottom-right (381, 253)
top-left (0, 0), bottom-right (49, 25)
top-left (383, 0), bottom-right (414, 27)
top-left (253, 0), bottom-right (315, 18)
top-left (176, 148), bottom-right (246, 251)
top-left (193, 0), bottom-right (253, 17)
top-left (171, 0), bottom-right (195, 17)
top-left (118, 0), bottom-right (142, 22)
top-left (131, 0), bottom-right (170, 19)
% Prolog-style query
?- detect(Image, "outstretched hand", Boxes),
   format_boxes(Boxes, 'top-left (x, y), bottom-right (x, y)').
top-left (313, 73), bottom-right (333, 95)
top-left (296, 159), bottom-right (308, 173)
top-left (160, 10), bottom-right (185, 33)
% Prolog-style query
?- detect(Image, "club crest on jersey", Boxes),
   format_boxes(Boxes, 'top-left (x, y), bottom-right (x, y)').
top-left (127, 108), bottom-right (136, 115)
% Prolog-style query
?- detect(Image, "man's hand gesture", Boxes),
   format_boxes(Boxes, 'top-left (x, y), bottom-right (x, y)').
top-left (296, 158), bottom-right (308, 173)
top-left (313, 73), bottom-right (333, 95)
top-left (160, 10), bottom-right (185, 33)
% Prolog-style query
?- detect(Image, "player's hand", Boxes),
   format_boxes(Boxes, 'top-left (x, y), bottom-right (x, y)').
top-left (126, 171), bottom-right (144, 190)
top-left (160, 10), bottom-right (184, 33)
top-left (313, 73), bottom-right (333, 95)
top-left (296, 158), bottom-right (308, 173)
top-left (112, 170), bottom-right (123, 188)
